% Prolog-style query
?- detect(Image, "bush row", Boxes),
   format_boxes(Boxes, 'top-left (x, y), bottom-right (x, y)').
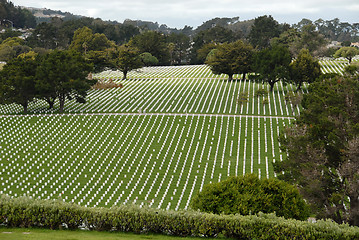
top-left (1, 194), bottom-right (359, 239)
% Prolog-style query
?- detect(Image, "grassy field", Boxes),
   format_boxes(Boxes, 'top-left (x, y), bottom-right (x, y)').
top-left (0, 114), bottom-right (290, 209)
top-left (0, 60), bottom-right (351, 210)
top-left (0, 227), bottom-right (227, 240)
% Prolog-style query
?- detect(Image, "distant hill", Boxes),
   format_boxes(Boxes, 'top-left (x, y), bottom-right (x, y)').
top-left (23, 7), bottom-right (83, 24)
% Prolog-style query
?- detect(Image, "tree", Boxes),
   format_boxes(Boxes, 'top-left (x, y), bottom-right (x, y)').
top-left (26, 21), bottom-right (68, 49)
top-left (292, 24), bottom-right (327, 56)
top-left (334, 47), bottom-right (359, 63)
top-left (0, 37), bottom-right (27, 61)
top-left (272, 24), bottom-right (327, 57)
top-left (190, 26), bottom-right (239, 64)
top-left (344, 62), bottom-right (359, 76)
top-left (0, 0), bottom-right (36, 28)
top-left (129, 31), bottom-right (170, 65)
top-left (0, 56), bottom-right (38, 113)
top-left (253, 45), bottom-right (292, 91)
top-left (274, 75), bottom-right (359, 225)
top-left (167, 33), bottom-right (190, 65)
top-left (206, 40), bottom-right (254, 81)
top-left (248, 15), bottom-right (281, 49)
top-left (140, 52), bottom-right (158, 66)
top-left (190, 174), bottom-right (310, 220)
top-left (35, 50), bottom-right (94, 112)
top-left (290, 49), bottom-right (322, 91)
top-left (117, 44), bottom-right (143, 80)
top-left (197, 42), bottom-right (217, 63)
top-left (69, 27), bottom-right (115, 54)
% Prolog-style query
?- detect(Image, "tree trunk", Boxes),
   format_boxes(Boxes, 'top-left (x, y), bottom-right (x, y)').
top-left (228, 74), bottom-right (233, 81)
top-left (242, 72), bottom-right (247, 81)
top-left (123, 70), bottom-right (128, 80)
top-left (59, 94), bottom-right (65, 113)
top-left (46, 97), bottom-right (55, 109)
top-left (349, 194), bottom-right (359, 226)
top-left (296, 81), bottom-right (302, 92)
top-left (269, 81), bottom-right (275, 92)
top-left (22, 102), bottom-right (28, 114)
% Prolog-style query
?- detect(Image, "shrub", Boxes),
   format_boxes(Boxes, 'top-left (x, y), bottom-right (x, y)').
top-left (190, 174), bottom-right (310, 220)
top-left (237, 92), bottom-right (249, 105)
top-left (255, 88), bottom-right (268, 97)
top-left (1, 194), bottom-right (359, 239)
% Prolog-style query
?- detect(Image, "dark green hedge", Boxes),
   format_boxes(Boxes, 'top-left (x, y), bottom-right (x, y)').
top-left (1, 194), bottom-right (358, 239)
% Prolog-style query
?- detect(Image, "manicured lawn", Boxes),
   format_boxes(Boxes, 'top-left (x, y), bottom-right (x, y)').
top-left (0, 114), bottom-right (289, 209)
top-left (0, 60), bottom-right (350, 210)
top-left (0, 227), bottom-right (228, 240)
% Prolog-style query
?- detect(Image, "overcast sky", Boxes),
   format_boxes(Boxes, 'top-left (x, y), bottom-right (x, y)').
top-left (11, 0), bottom-right (359, 28)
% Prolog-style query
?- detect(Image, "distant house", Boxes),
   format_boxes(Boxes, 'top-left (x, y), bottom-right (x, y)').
top-left (351, 42), bottom-right (359, 49)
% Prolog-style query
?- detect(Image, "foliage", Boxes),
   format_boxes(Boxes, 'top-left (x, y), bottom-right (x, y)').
top-left (248, 15), bottom-right (281, 49)
top-left (140, 52), bottom-right (159, 66)
top-left (0, 55), bottom-right (38, 113)
top-left (344, 62), bottom-right (359, 76)
top-left (35, 50), bottom-right (94, 112)
top-left (190, 174), bottom-right (310, 220)
top-left (206, 40), bottom-right (254, 81)
top-left (26, 20), bottom-right (69, 49)
top-left (237, 92), bottom-right (249, 105)
top-left (334, 47), bottom-right (359, 63)
top-left (197, 42), bottom-right (217, 63)
top-left (275, 75), bottom-right (359, 226)
top-left (255, 88), bottom-right (268, 97)
top-left (284, 91), bottom-right (303, 115)
top-left (295, 18), bottom-right (359, 43)
top-left (129, 31), bottom-right (170, 65)
top-left (69, 27), bottom-right (115, 54)
top-left (291, 24), bottom-right (327, 56)
top-left (166, 33), bottom-right (190, 65)
top-left (1, 194), bottom-right (359, 239)
top-left (190, 26), bottom-right (239, 64)
top-left (0, 0), bottom-right (36, 28)
top-left (271, 25), bottom-right (327, 57)
top-left (253, 44), bottom-right (292, 91)
top-left (117, 44), bottom-right (143, 80)
top-left (289, 49), bottom-right (321, 91)
top-left (0, 37), bottom-right (29, 61)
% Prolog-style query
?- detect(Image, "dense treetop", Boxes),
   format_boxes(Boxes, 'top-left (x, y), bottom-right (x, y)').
top-left (0, 0), bottom-right (36, 28)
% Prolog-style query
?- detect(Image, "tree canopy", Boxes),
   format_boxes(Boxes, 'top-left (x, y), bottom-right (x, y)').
top-left (206, 40), bottom-right (254, 81)
top-left (334, 47), bottom-right (359, 63)
top-left (274, 74), bottom-right (359, 226)
top-left (0, 55), bottom-right (38, 113)
top-left (253, 45), bottom-right (292, 91)
top-left (117, 44), bottom-right (143, 80)
top-left (129, 31), bottom-right (170, 65)
top-left (35, 50), bottom-right (94, 112)
top-left (248, 15), bottom-right (281, 49)
top-left (290, 48), bottom-right (322, 91)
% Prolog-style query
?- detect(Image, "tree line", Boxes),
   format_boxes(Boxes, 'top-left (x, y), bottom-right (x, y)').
top-left (1, 14), bottom-right (358, 114)
top-left (0, 0), bottom-right (36, 29)
top-left (1, 3), bottom-right (359, 66)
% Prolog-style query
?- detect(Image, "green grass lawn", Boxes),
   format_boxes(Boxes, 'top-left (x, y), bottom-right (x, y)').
top-left (0, 60), bottom-right (349, 210)
top-left (0, 114), bottom-right (289, 209)
top-left (0, 227), bottom-right (229, 240)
